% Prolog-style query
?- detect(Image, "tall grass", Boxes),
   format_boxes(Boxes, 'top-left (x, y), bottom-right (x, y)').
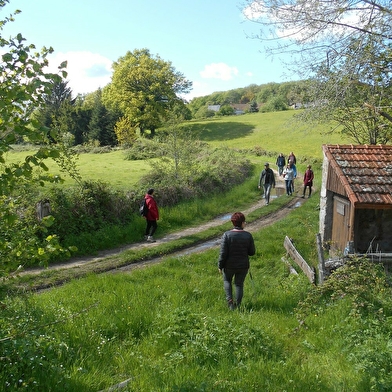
top-left (2, 194), bottom-right (392, 391)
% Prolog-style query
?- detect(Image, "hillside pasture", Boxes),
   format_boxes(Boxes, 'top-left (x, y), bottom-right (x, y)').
top-left (5, 111), bottom-right (348, 190)
top-left (186, 110), bottom-right (347, 159)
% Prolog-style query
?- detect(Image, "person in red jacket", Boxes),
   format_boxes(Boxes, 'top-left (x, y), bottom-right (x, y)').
top-left (302, 165), bottom-right (314, 198)
top-left (144, 188), bottom-right (159, 242)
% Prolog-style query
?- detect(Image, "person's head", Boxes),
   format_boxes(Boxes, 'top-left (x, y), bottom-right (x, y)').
top-left (307, 165), bottom-right (312, 169)
top-left (147, 188), bottom-right (155, 195)
top-left (264, 162), bottom-right (269, 168)
top-left (231, 212), bottom-right (245, 227)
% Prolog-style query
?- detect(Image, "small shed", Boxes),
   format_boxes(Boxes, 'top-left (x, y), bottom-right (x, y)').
top-left (319, 144), bottom-right (392, 257)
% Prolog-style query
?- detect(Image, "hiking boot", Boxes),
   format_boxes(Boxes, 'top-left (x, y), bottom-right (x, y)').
top-left (147, 236), bottom-right (156, 243)
top-left (227, 299), bottom-right (236, 310)
top-left (144, 235), bottom-right (148, 241)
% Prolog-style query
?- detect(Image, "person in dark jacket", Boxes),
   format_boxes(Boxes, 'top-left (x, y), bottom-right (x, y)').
top-left (276, 153), bottom-right (286, 176)
top-left (258, 162), bottom-right (276, 205)
top-left (144, 188), bottom-right (159, 242)
top-left (218, 212), bottom-right (256, 310)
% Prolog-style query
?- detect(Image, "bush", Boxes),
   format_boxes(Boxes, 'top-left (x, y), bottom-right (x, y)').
top-left (48, 181), bottom-right (136, 239)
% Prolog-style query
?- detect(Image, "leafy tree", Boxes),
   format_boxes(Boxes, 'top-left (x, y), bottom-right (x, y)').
top-left (242, 0), bottom-right (392, 144)
top-left (0, 1), bottom-right (76, 273)
top-left (260, 96), bottom-right (288, 112)
top-left (114, 116), bottom-right (137, 146)
top-left (194, 106), bottom-right (215, 119)
top-left (222, 90), bottom-right (242, 104)
top-left (103, 48), bottom-right (192, 137)
top-left (256, 82), bottom-right (280, 103)
top-left (218, 105), bottom-right (235, 116)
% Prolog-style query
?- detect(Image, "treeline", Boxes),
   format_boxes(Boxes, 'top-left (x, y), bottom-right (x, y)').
top-left (187, 80), bottom-right (311, 119)
top-left (32, 78), bottom-right (310, 149)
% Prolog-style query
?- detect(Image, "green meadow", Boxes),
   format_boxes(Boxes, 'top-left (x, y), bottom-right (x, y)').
top-left (6, 110), bottom-right (347, 189)
top-left (3, 111), bottom-right (390, 391)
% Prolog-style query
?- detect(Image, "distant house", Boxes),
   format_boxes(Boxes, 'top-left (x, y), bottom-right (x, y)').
top-left (319, 144), bottom-right (392, 258)
top-left (229, 103), bottom-right (249, 115)
top-left (207, 105), bottom-right (221, 112)
top-left (207, 103), bottom-right (261, 115)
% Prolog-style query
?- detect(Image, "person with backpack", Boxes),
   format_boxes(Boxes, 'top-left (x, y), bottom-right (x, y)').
top-left (218, 212), bottom-right (255, 310)
top-left (302, 165), bottom-right (314, 198)
top-left (258, 162), bottom-right (276, 205)
top-left (143, 188), bottom-right (159, 242)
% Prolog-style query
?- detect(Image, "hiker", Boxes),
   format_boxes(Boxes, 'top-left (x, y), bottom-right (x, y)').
top-left (283, 162), bottom-right (295, 196)
top-left (218, 212), bottom-right (256, 310)
top-left (288, 151), bottom-right (297, 165)
top-left (258, 162), bottom-right (275, 205)
top-left (143, 188), bottom-right (159, 242)
top-left (276, 153), bottom-right (286, 176)
top-left (288, 159), bottom-right (297, 194)
top-left (302, 165), bottom-right (314, 198)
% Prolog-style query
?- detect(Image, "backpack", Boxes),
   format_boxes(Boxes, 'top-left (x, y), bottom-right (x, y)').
top-left (139, 199), bottom-right (148, 217)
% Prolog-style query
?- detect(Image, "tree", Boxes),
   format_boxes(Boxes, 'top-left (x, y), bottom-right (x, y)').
top-left (243, 0), bottom-right (392, 144)
top-left (0, 1), bottom-right (76, 272)
top-left (218, 105), bottom-right (235, 116)
top-left (103, 48), bottom-right (192, 137)
top-left (248, 101), bottom-right (259, 113)
top-left (88, 89), bottom-right (118, 146)
top-left (306, 39), bottom-right (392, 144)
top-left (35, 80), bottom-right (74, 132)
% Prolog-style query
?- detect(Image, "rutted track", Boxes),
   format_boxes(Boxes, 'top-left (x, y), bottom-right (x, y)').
top-left (20, 195), bottom-right (304, 278)
top-left (115, 195), bottom-right (304, 274)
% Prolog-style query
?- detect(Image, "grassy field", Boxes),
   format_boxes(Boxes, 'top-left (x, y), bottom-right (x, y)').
top-left (5, 110), bottom-right (349, 189)
top-left (186, 110), bottom-right (347, 158)
top-left (3, 111), bottom-right (388, 391)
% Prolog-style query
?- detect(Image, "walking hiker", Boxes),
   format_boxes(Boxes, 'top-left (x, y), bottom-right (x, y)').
top-left (143, 188), bottom-right (159, 242)
top-left (258, 162), bottom-right (276, 205)
top-left (283, 162), bottom-right (295, 196)
top-left (302, 165), bottom-right (314, 198)
top-left (276, 153), bottom-right (286, 176)
top-left (218, 212), bottom-right (256, 310)
top-left (288, 151), bottom-right (297, 165)
top-left (289, 159), bottom-right (297, 194)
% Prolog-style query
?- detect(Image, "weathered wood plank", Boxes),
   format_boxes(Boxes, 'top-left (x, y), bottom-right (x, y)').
top-left (284, 236), bottom-right (315, 284)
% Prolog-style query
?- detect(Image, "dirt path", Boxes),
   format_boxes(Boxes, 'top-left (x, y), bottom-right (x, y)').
top-left (18, 175), bottom-right (307, 277)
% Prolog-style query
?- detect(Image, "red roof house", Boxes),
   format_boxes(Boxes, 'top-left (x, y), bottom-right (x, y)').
top-left (319, 144), bottom-right (392, 256)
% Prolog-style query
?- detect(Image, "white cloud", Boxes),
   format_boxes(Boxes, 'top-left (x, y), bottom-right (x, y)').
top-left (200, 63), bottom-right (239, 81)
top-left (242, 1), bottom-right (364, 42)
top-left (46, 51), bottom-right (113, 96)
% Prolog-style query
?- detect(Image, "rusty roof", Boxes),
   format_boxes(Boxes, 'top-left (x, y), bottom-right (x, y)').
top-left (323, 144), bottom-right (392, 207)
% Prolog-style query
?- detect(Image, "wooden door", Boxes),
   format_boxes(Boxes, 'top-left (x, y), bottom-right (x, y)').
top-left (331, 196), bottom-right (351, 252)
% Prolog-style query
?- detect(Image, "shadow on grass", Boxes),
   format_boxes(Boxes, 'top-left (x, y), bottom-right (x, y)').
top-left (187, 121), bottom-right (255, 142)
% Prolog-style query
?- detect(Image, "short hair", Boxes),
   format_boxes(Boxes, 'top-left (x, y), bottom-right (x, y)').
top-left (147, 188), bottom-right (154, 195)
top-left (307, 165), bottom-right (312, 169)
top-left (231, 212), bottom-right (245, 227)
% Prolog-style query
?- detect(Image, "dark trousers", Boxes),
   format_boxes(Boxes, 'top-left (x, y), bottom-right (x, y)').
top-left (303, 184), bottom-right (312, 197)
top-left (145, 220), bottom-right (157, 236)
top-left (285, 180), bottom-right (293, 195)
top-left (222, 268), bottom-right (249, 306)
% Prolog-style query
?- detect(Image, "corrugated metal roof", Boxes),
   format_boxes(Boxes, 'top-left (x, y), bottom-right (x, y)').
top-left (323, 144), bottom-right (392, 208)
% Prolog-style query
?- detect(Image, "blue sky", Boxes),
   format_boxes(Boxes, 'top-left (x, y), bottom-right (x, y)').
top-left (2, 0), bottom-right (291, 100)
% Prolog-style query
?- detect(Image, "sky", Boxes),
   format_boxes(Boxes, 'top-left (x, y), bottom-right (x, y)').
top-left (2, 0), bottom-right (291, 101)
